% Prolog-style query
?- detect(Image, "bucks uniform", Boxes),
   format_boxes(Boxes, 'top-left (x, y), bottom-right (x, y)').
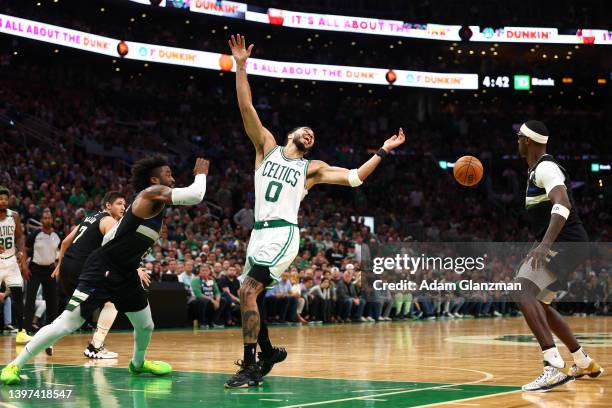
top-left (68, 205), bottom-right (164, 318)
top-left (0, 209), bottom-right (22, 288)
top-left (517, 154), bottom-right (588, 301)
top-left (244, 146), bottom-right (308, 284)
top-left (58, 211), bottom-right (110, 297)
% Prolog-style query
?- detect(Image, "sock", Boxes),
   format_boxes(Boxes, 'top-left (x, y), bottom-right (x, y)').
top-left (12, 309), bottom-right (85, 369)
top-left (244, 343), bottom-right (257, 365)
top-left (542, 346), bottom-right (565, 369)
top-left (571, 347), bottom-right (592, 368)
top-left (125, 305), bottom-right (154, 368)
top-left (92, 302), bottom-right (118, 348)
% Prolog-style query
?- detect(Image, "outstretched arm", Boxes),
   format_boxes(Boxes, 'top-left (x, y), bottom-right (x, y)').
top-left (229, 34), bottom-right (276, 160)
top-left (307, 128), bottom-right (406, 188)
top-left (132, 158), bottom-right (209, 218)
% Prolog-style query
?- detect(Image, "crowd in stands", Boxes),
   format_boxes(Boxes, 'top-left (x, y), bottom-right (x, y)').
top-left (0, 17), bottom-right (610, 333)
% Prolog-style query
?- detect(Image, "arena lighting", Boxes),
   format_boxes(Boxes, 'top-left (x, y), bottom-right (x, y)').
top-left (562, 77), bottom-right (574, 84)
top-left (0, 13), bottom-right (478, 90)
top-left (597, 78), bottom-right (607, 84)
top-left (125, 0), bottom-right (612, 45)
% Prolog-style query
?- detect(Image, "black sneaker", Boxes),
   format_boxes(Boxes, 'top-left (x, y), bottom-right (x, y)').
top-left (224, 361), bottom-right (263, 388)
top-left (258, 347), bottom-right (287, 377)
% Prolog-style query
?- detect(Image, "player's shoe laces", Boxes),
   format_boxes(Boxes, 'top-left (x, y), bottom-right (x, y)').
top-left (258, 347), bottom-right (287, 376)
top-left (224, 360), bottom-right (263, 388)
top-left (84, 343), bottom-right (119, 359)
top-left (128, 360), bottom-right (172, 376)
top-left (0, 364), bottom-right (21, 385)
top-left (15, 330), bottom-right (32, 344)
top-left (522, 363), bottom-right (574, 392)
top-left (569, 361), bottom-right (604, 379)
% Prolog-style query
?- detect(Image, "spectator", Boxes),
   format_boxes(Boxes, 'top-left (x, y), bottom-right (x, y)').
top-left (265, 272), bottom-right (297, 323)
top-left (190, 265), bottom-right (226, 328)
top-left (218, 265), bottom-right (240, 325)
top-left (233, 201), bottom-right (254, 231)
top-left (309, 277), bottom-right (333, 323)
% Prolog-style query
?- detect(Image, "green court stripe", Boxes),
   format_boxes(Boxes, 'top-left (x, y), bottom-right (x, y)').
top-left (11, 363), bottom-right (520, 408)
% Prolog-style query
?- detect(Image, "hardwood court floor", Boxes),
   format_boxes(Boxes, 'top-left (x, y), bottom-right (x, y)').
top-left (0, 316), bottom-right (609, 407)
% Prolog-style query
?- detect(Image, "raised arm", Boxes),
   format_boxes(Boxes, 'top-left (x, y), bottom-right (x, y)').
top-left (229, 34), bottom-right (276, 161)
top-left (306, 128), bottom-right (406, 188)
top-left (132, 158), bottom-right (209, 219)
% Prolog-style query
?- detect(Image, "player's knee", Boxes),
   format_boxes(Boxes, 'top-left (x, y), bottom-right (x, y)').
top-left (143, 321), bottom-right (154, 332)
top-left (510, 278), bottom-right (538, 301)
top-left (239, 285), bottom-right (257, 304)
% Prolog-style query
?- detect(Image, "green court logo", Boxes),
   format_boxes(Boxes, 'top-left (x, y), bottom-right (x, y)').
top-left (447, 333), bottom-right (612, 347)
top-left (496, 333), bottom-right (612, 345)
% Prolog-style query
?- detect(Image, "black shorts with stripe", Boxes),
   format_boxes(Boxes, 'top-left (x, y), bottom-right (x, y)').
top-left (58, 256), bottom-right (83, 298)
top-left (66, 253), bottom-right (148, 320)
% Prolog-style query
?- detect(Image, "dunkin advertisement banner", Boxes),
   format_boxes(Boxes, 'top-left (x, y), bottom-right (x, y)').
top-left (0, 13), bottom-right (477, 89)
top-left (128, 0), bottom-right (612, 45)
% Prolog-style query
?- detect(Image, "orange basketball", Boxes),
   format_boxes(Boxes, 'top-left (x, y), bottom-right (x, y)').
top-left (453, 156), bottom-right (483, 187)
top-left (219, 54), bottom-right (234, 71)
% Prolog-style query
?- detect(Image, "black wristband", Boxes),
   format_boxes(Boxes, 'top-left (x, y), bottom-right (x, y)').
top-left (376, 148), bottom-right (388, 158)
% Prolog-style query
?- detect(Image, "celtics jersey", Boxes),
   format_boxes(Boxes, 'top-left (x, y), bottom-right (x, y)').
top-left (254, 145), bottom-right (308, 224)
top-left (0, 209), bottom-right (17, 259)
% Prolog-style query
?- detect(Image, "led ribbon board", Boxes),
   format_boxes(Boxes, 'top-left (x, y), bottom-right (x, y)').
top-left (0, 13), bottom-right (478, 89)
top-left (128, 0), bottom-right (612, 44)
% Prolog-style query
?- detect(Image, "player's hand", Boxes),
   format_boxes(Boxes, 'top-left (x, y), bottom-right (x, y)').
top-left (528, 242), bottom-right (550, 271)
top-left (193, 158), bottom-right (210, 176)
top-left (138, 267), bottom-right (151, 286)
top-left (382, 128), bottom-right (406, 152)
top-left (51, 265), bottom-right (60, 280)
top-left (228, 34), bottom-right (254, 65)
top-left (0, 245), bottom-right (4, 254)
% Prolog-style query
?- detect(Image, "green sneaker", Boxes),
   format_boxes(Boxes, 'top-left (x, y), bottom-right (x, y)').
top-left (1, 364), bottom-right (21, 385)
top-left (128, 360), bottom-right (172, 376)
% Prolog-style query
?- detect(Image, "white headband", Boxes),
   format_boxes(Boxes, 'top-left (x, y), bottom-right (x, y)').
top-left (520, 123), bottom-right (548, 144)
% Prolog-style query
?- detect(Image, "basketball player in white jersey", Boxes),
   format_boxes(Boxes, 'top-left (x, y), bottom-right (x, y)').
top-left (0, 186), bottom-right (31, 344)
top-left (225, 35), bottom-right (406, 388)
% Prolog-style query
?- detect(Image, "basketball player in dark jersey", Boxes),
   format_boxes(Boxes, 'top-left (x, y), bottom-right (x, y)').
top-left (52, 191), bottom-right (139, 359)
top-left (1, 155), bottom-right (209, 385)
top-left (512, 121), bottom-right (603, 392)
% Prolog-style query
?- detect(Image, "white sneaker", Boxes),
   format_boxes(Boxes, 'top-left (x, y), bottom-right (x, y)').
top-left (366, 317), bottom-right (375, 322)
top-left (358, 317), bottom-right (367, 322)
top-left (84, 343), bottom-right (119, 359)
top-left (522, 365), bottom-right (574, 392)
top-left (493, 311), bottom-right (503, 317)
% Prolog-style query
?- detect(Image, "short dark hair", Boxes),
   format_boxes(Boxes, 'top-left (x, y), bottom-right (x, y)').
top-left (102, 191), bottom-right (125, 209)
top-left (286, 126), bottom-right (313, 139)
top-left (130, 155), bottom-right (169, 192)
top-left (0, 186), bottom-right (9, 198)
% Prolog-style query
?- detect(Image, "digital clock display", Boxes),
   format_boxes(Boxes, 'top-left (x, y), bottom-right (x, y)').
top-left (482, 76), bottom-right (510, 88)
